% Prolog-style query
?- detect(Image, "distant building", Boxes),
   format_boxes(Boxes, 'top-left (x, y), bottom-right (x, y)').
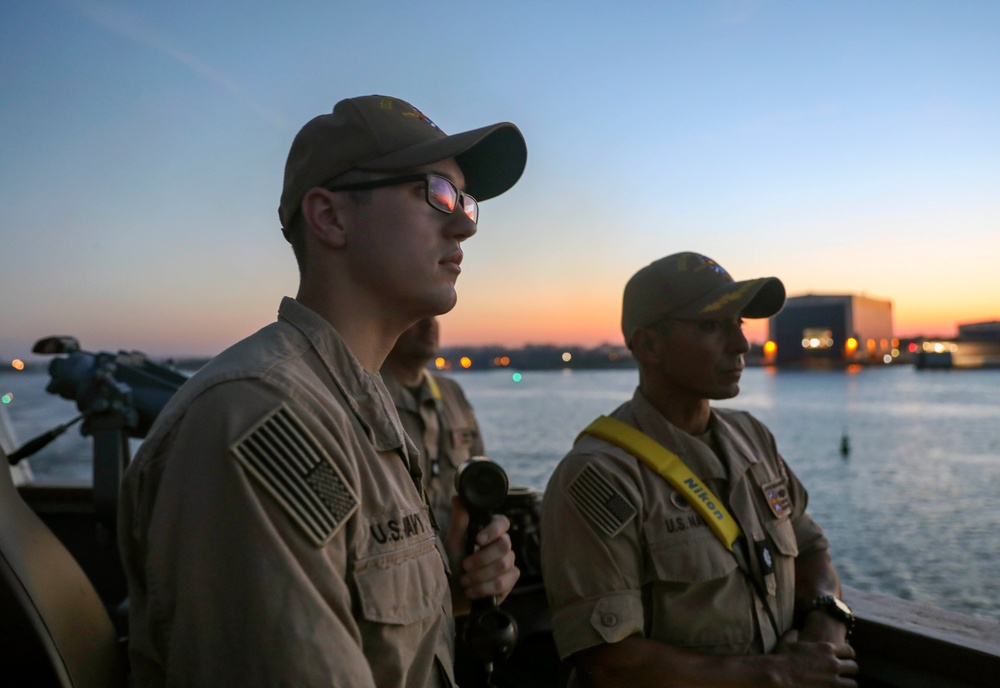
top-left (910, 320), bottom-right (1000, 369)
top-left (957, 320), bottom-right (1000, 342)
top-left (767, 294), bottom-right (895, 365)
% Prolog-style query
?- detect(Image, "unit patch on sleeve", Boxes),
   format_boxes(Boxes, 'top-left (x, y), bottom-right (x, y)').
top-left (566, 463), bottom-right (637, 538)
top-left (232, 403), bottom-right (359, 547)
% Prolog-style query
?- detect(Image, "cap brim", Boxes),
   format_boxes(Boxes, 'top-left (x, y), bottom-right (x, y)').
top-left (359, 122), bottom-right (527, 201)
top-left (675, 277), bottom-right (786, 319)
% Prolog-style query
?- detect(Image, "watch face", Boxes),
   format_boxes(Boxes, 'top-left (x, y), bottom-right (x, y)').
top-left (833, 597), bottom-right (853, 616)
top-left (815, 595), bottom-right (853, 619)
top-left (813, 596), bottom-right (854, 637)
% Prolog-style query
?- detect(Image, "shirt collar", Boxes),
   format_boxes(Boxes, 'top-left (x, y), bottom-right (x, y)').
top-left (380, 368), bottom-right (436, 414)
top-left (627, 388), bottom-right (757, 480)
top-left (277, 297), bottom-right (405, 453)
top-left (709, 409), bottom-right (759, 478)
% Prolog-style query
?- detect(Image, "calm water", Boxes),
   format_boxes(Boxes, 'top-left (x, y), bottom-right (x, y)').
top-left (4, 365), bottom-right (1000, 623)
top-left (455, 366), bottom-right (1000, 625)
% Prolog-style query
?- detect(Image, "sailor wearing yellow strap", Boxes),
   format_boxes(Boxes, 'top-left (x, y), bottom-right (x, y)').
top-left (540, 252), bottom-right (855, 687)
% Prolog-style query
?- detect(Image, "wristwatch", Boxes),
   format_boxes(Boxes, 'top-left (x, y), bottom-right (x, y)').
top-left (810, 595), bottom-right (855, 638)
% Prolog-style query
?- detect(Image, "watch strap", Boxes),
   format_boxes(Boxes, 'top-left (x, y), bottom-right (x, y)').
top-left (810, 595), bottom-right (855, 638)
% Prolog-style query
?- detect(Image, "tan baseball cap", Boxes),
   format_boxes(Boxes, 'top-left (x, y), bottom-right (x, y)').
top-left (621, 252), bottom-right (786, 345)
top-left (278, 95), bottom-right (527, 232)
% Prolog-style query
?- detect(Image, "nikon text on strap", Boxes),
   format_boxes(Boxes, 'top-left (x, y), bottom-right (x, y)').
top-left (577, 415), bottom-right (742, 552)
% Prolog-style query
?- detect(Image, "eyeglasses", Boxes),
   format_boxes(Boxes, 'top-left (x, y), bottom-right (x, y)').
top-left (326, 173), bottom-right (478, 224)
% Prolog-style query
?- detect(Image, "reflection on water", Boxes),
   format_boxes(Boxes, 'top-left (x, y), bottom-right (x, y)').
top-left (5, 366), bottom-right (1000, 623)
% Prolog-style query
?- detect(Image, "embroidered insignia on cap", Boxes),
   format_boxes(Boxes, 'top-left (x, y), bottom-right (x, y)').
top-left (761, 478), bottom-right (792, 519)
top-left (401, 107), bottom-right (443, 132)
top-left (567, 464), bottom-right (636, 537)
top-left (700, 256), bottom-right (729, 277)
top-left (232, 404), bottom-right (359, 547)
top-left (417, 113), bottom-right (442, 131)
top-left (700, 280), bottom-right (754, 314)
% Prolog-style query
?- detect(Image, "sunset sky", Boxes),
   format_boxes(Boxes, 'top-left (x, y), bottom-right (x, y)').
top-left (3, 0), bottom-right (999, 359)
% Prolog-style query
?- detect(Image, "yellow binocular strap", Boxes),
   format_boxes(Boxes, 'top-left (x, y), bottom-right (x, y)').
top-left (578, 416), bottom-right (742, 552)
top-left (424, 372), bottom-right (443, 401)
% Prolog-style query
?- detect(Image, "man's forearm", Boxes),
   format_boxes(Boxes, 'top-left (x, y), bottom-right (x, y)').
top-left (794, 549), bottom-right (849, 643)
top-left (574, 637), bottom-right (770, 688)
top-left (573, 635), bottom-right (855, 688)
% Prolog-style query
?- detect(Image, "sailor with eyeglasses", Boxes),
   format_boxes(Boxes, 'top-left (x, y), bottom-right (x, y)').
top-left (118, 95), bottom-right (527, 688)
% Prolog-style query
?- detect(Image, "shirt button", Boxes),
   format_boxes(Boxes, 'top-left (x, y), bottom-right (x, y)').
top-left (601, 613), bottom-right (618, 627)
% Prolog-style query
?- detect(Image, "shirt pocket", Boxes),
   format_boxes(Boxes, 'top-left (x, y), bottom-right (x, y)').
top-left (764, 516), bottom-right (799, 559)
top-left (354, 535), bottom-right (448, 625)
top-left (643, 519), bottom-right (753, 651)
top-left (446, 427), bottom-right (478, 468)
top-left (645, 519), bottom-right (739, 583)
top-left (762, 515), bottom-right (799, 599)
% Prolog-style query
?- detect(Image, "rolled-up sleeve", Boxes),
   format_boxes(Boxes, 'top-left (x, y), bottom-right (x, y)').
top-left (540, 450), bottom-right (646, 660)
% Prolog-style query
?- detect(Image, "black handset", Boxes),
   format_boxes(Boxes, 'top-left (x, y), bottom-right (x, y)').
top-left (454, 457), bottom-right (519, 678)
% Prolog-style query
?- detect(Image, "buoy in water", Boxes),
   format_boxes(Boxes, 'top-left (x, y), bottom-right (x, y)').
top-left (840, 429), bottom-right (851, 458)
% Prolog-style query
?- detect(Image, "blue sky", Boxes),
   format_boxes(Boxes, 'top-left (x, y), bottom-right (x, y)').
top-left (2, 0), bottom-right (999, 358)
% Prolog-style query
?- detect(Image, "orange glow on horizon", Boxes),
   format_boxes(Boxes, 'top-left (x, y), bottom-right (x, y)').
top-left (431, 308), bottom-right (990, 349)
top-left (87, 292), bottom-right (995, 356)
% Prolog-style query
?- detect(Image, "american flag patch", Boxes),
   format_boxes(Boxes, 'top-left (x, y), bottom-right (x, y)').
top-left (232, 404), bottom-right (359, 547)
top-left (566, 464), bottom-right (636, 537)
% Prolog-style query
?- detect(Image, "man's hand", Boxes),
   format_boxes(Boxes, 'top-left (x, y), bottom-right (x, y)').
top-left (772, 629), bottom-right (858, 687)
top-left (444, 496), bottom-right (520, 614)
top-left (799, 609), bottom-right (851, 644)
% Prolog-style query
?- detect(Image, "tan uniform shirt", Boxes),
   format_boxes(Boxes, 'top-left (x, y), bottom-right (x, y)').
top-left (541, 388), bottom-right (828, 666)
top-left (118, 298), bottom-right (455, 688)
top-left (381, 371), bottom-right (485, 539)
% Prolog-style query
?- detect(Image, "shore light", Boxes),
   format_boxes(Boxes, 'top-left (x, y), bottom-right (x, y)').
top-left (11, 359), bottom-right (24, 371)
top-left (561, 352), bottom-right (572, 362)
top-left (460, 357), bottom-right (472, 369)
top-left (434, 357), bottom-right (447, 370)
